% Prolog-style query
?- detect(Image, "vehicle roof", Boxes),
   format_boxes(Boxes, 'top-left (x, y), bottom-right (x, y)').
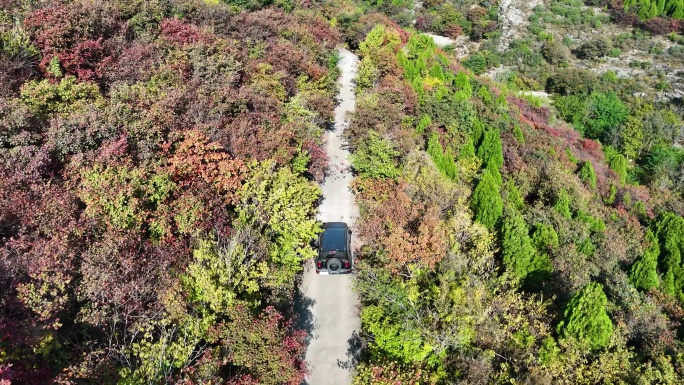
top-left (320, 227), bottom-right (347, 251)
top-left (322, 222), bottom-right (348, 229)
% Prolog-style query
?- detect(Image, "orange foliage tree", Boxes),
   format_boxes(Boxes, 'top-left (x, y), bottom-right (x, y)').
top-left (354, 178), bottom-right (447, 273)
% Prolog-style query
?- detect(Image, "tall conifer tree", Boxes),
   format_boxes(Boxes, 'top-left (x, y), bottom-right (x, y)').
top-left (500, 208), bottom-right (536, 282)
top-left (630, 230), bottom-right (661, 291)
top-left (477, 129), bottom-right (504, 171)
top-left (558, 282), bottom-right (614, 350)
top-left (471, 169), bottom-right (503, 229)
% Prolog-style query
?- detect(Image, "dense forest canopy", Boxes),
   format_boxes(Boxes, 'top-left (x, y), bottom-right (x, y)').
top-left (345, 1), bottom-right (684, 383)
top-left (0, 0), bottom-right (683, 384)
top-left (0, 0), bottom-right (341, 383)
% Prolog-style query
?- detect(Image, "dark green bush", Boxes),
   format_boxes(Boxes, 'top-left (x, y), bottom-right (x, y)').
top-left (541, 38), bottom-right (571, 65)
top-left (575, 37), bottom-right (613, 59)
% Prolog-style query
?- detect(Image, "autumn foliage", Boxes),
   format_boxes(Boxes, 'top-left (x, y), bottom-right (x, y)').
top-left (0, 0), bottom-right (341, 382)
top-left (347, 15), bottom-right (684, 385)
top-left (354, 178), bottom-right (448, 272)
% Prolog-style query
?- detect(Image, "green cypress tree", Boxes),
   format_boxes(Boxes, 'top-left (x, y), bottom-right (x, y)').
top-left (605, 183), bottom-right (618, 205)
top-left (397, 49), bottom-right (407, 67)
top-left (406, 33), bottom-right (437, 59)
top-left (528, 223), bottom-right (557, 284)
top-left (578, 161), bottom-right (597, 190)
top-left (416, 114), bottom-right (431, 134)
top-left (619, 116), bottom-right (645, 161)
top-left (648, 1), bottom-right (659, 18)
top-left (513, 125), bottom-right (525, 144)
top-left (411, 77), bottom-right (424, 98)
top-left (557, 282), bottom-right (614, 350)
top-left (504, 180), bottom-right (525, 211)
top-left (427, 133), bottom-right (443, 164)
top-left (663, 269), bottom-right (676, 295)
top-left (454, 71), bottom-right (472, 97)
top-left (529, 253), bottom-right (553, 285)
top-left (652, 212), bottom-right (684, 258)
top-left (399, 51), bottom-right (419, 82)
top-left (500, 208), bottom-right (536, 282)
top-left (477, 129), bottom-right (504, 171)
top-left (487, 162), bottom-right (503, 186)
top-left (434, 84), bottom-right (450, 102)
top-left (427, 133), bottom-right (457, 180)
top-left (496, 93), bottom-right (507, 107)
top-left (459, 135), bottom-right (476, 160)
top-left (471, 119), bottom-right (485, 147)
top-left (415, 54), bottom-right (427, 77)
top-left (532, 223), bottom-right (560, 251)
top-left (477, 84), bottom-right (493, 104)
top-left (657, 0), bottom-right (667, 14)
top-left (555, 189), bottom-right (572, 218)
top-left (429, 63), bottom-right (445, 81)
top-left (630, 230), bottom-right (660, 291)
top-left (652, 212), bottom-right (684, 296)
top-left (471, 168), bottom-right (503, 229)
top-left (604, 146), bottom-right (627, 184)
top-left (633, 200), bottom-right (648, 222)
top-left (670, 0), bottom-right (684, 18)
top-left (442, 146), bottom-right (458, 180)
top-left (663, 237), bottom-right (684, 295)
top-left (639, 0), bottom-right (658, 19)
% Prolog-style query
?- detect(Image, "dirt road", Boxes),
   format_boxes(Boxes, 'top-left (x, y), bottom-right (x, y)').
top-left (298, 48), bottom-right (361, 385)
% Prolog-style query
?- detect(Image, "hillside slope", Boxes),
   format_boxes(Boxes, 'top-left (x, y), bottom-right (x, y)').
top-left (343, 17), bottom-right (684, 384)
top-left (0, 1), bottom-right (342, 383)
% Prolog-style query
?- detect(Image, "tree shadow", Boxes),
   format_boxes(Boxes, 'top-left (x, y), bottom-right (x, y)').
top-left (294, 271), bottom-right (317, 384)
top-left (337, 330), bottom-right (367, 370)
top-left (293, 280), bottom-right (316, 344)
top-left (521, 269), bottom-right (552, 293)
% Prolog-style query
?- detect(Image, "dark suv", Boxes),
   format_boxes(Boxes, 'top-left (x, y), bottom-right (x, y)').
top-left (314, 222), bottom-right (353, 274)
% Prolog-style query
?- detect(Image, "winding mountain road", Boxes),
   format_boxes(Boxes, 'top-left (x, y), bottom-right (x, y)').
top-left (298, 48), bottom-right (361, 385)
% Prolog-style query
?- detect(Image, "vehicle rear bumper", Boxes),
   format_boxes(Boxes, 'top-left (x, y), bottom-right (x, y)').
top-left (315, 269), bottom-right (352, 275)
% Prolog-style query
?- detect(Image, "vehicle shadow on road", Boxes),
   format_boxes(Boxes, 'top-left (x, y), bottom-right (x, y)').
top-left (337, 330), bottom-right (367, 370)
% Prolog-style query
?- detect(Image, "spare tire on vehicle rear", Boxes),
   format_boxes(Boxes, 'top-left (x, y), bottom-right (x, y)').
top-left (327, 258), bottom-right (342, 273)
